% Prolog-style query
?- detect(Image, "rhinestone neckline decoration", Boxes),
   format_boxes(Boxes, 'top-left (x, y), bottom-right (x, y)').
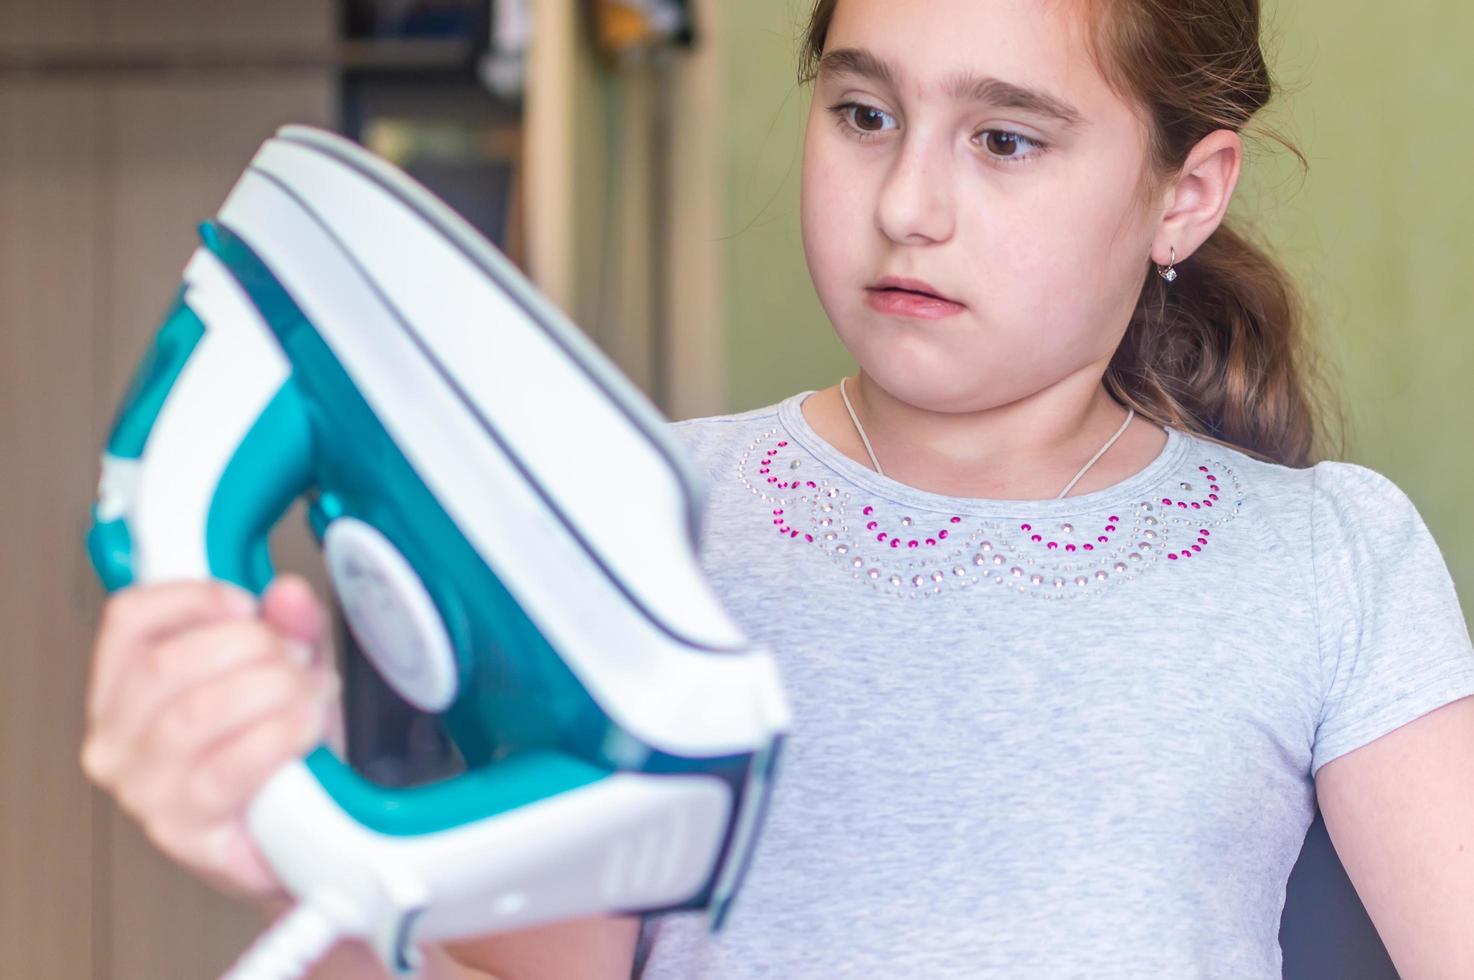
top-left (738, 429), bottom-right (1242, 601)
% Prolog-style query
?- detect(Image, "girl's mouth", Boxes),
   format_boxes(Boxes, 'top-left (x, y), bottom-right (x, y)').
top-left (864, 286), bottom-right (967, 320)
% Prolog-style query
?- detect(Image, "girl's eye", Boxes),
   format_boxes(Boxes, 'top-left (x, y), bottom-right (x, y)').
top-left (827, 101), bottom-right (897, 140)
top-left (825, 100), bottom-right (1048, 166)
top-left (975, 130), bottom-right (1046, 164)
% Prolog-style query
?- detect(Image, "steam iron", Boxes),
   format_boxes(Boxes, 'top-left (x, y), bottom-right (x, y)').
top-left (85, 124), bottom-right (790, 979)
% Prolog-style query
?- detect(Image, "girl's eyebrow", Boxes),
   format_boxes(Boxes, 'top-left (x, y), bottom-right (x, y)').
top-left (817, 46), bottom-right (1087, 131)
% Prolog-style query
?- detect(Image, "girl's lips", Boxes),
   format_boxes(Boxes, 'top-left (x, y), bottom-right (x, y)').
top-left (864, 287), bottom-right (967, 320)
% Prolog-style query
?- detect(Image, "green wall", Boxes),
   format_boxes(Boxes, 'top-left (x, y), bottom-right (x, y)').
top-left (716, 0), bottom-right (1474, 619)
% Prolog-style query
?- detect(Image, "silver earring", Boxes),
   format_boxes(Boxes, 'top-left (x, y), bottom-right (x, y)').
top-left (1157, 246), bottom-right (1178, 283)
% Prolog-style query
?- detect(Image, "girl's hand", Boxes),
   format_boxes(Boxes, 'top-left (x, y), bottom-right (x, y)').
top-left (80, 573), bottom-right (343, 905)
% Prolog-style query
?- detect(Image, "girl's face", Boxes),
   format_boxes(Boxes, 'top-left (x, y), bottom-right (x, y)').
top-left (800, 0), bottom-right (1162, 414)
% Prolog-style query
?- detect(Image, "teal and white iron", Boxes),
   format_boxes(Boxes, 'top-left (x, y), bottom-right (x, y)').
top-left (85, 124), bottom-right (790, 979)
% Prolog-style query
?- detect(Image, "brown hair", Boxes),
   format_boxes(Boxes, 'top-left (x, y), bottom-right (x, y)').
top-left (798, 0), bottom-right (1346, 468)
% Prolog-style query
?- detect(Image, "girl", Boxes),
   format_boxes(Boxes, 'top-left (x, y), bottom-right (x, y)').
top-left (80, 0), bottom-right (1474, 977)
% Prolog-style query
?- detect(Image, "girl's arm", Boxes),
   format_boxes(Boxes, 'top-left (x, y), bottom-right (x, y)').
top-left (1315, 696), bottom-right (1474, 978)
top-left (257, 895), bottom-right (641, 979)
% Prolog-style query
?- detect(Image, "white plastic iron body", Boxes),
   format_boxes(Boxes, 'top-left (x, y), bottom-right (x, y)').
top-left (87, 125), bottom-right (791, 979)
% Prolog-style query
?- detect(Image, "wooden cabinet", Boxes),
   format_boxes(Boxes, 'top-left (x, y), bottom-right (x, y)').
top-left (0, 4), bottom-right (336, 976)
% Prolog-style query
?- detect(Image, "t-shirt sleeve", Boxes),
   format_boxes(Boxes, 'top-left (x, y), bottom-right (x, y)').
top-left (1309, 460), bottom-right (1474, 778)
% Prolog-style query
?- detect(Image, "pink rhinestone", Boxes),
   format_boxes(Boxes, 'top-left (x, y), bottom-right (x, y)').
top-left (807, 481), bottom-right (816, 488)
top-left (774, 508), bottom-right (784, 514)
top-left (867, 521), bottom-right (878, 530)
top-left (1162, 498), bottom-right (1173, 505)
top-left (1169, 553), bottom-right (1179, 560)
top-left (1083, 544), bottom-right (1093, 551)
top-left (778, 441), bottom-right (788, 447)
top-left (805, 534), bottom-right (814, 542)
top-left (1047, 542), bottom-right (1059, 550)
top-left (1191, 544), bottom-right (1200, 551)
top-left (926, 538), bottom-right (936, 546)
top-left (1031, 534), bottom-right (1042, 542)
top-left (1098, 535), bottom-right (1108, 543)
top-left (773, 519), bottom-right (782, 525)
top-left (768, 477), bottom-right (777, 484)
top-left (890, 540), bottom-right (900, 548)
top-left (1105, 524), bottom-right (1117, 532)
top-left (1178, 502), bottom-right (1188, 509)
top-left (1021, 523), bottom-right (1032, 531)
top-left (1199, 466), bottom-right (1209, 472)
top-left (1204, 501), bottom-right (1214, 507)
top-left (908, 540), bottom-right (919, 549)
top-left (938, 530), bottom-right (949, 540)
top-left (767, 449), bottom-right (777, 455)
top-left (1207, 474), bottom-right (1217, 481)
top-left (1201, 530), bottom-right (1210, 536)
top-left (1191, 502), bottom-right (1201, 509)
top-left (789, 530), bottom-right (798, 538)
top-left (1210, 485), bottom-right (1220, 492)
top-left (1109, 515), bottom-right (1119, 523)
top-left (951, 516), bottom-right (962, 523)
top-left (878, 533), bottom-right (887, 541)
top-left (1209, 494), bottom-right (1218, 501)
top-left (1065, 544), bottom-right (1076, 552)
top-left (864, 506), bottom-right (875, 516)
top-left (1181, 550), bottom-right (1191, 558)
top-left (1197, 537), bottom-right (1207, 545)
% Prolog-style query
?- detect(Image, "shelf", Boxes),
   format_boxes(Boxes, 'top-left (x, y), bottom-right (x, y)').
top-left (0, 37), bottom-right (478, 76)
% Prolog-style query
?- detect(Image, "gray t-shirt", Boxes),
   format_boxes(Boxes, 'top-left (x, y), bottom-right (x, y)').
top-left (635, 389), bottom-right (1474, 979)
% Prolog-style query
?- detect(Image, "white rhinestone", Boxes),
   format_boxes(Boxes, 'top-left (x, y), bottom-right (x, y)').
top-left (868, 568), bottom-right (881, 579)
top-left (1140, 542), bottom-right (1153, 551)
top-left (1075, 576), bottom-right (1088, 587)
top-left (1095, 570), bottom-right (1109, 581)
top-left (1114, 562), bottom-right (1127, 573)
top-left (980, 541), bottom-right (993, 551)
top-left (901, 516), bottom-right (913, 526)
top-left (850, 555), bottom-right (861, 566)
top-left (953, 567), bottom-right (966, 577)
top-left (791, 460), bottom-right (801, 469)
top-left (890, 575), bottom-right (902, 586)
top-left (992, 555), bottom-right (1005, 565)
top-left (1179, 482), bottom-right (1191, 490)
top-left (820, 518), bottom-right (832, 527)
top-left (822, 503), bottom-right (832, 513)
top-left (931, 571), bottom-right (945, 583)
top-left (1144, 530), bottom-right (1156, 539)
top-left (994, 575), bottom-right (1004, 584)
top-left (1145, 517), bottom-right (1157, 526)
top-left (973, 554), bottom-right (987, 565)
top-left (1129, 553), bottom-right (1142, 561)
top-left (1030, 574), bottom-right (1043, 585)
top-left (1061, 523), bottom-right (1073, 534)
top-left (1010, 566), bottom-right (1024, 577)
top-left (1053, 578), bottom-right (1065, 588)
top-left (824, 532), bottom-right (837, 541)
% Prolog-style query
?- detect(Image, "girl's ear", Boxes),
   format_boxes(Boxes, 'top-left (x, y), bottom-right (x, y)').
top-left (1151, 129), bottom-right (1244, 266)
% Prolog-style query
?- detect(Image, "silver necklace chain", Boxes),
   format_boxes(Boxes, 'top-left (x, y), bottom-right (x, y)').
top-left (838, 375), bottom-right (1135, 500)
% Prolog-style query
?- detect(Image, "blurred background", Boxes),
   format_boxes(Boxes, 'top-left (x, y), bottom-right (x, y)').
top-left (1, 0), bottom-right (1468, 976)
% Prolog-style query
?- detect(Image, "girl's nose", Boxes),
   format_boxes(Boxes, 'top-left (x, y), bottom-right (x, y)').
top-left (875, 137), bottom-right (956, 245)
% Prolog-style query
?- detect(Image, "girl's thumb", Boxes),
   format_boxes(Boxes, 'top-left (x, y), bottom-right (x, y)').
top-left (259, 573), bottom-right (331, 671)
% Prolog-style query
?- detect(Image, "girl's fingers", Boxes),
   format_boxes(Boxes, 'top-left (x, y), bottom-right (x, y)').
top-left (109, 661), bottom-right (337, 822)
top-left (260, 573), bottom-right (332, 671)
top-left (87, 581), bottom-right (258, 727)
top-left (180, 688), bottom-right (336, 822)
top-left (83, 619), bottom-right (301, 785)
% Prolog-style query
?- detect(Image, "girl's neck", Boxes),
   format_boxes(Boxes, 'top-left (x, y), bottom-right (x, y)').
top-left (800, 372), bottom-right (1168, 500)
